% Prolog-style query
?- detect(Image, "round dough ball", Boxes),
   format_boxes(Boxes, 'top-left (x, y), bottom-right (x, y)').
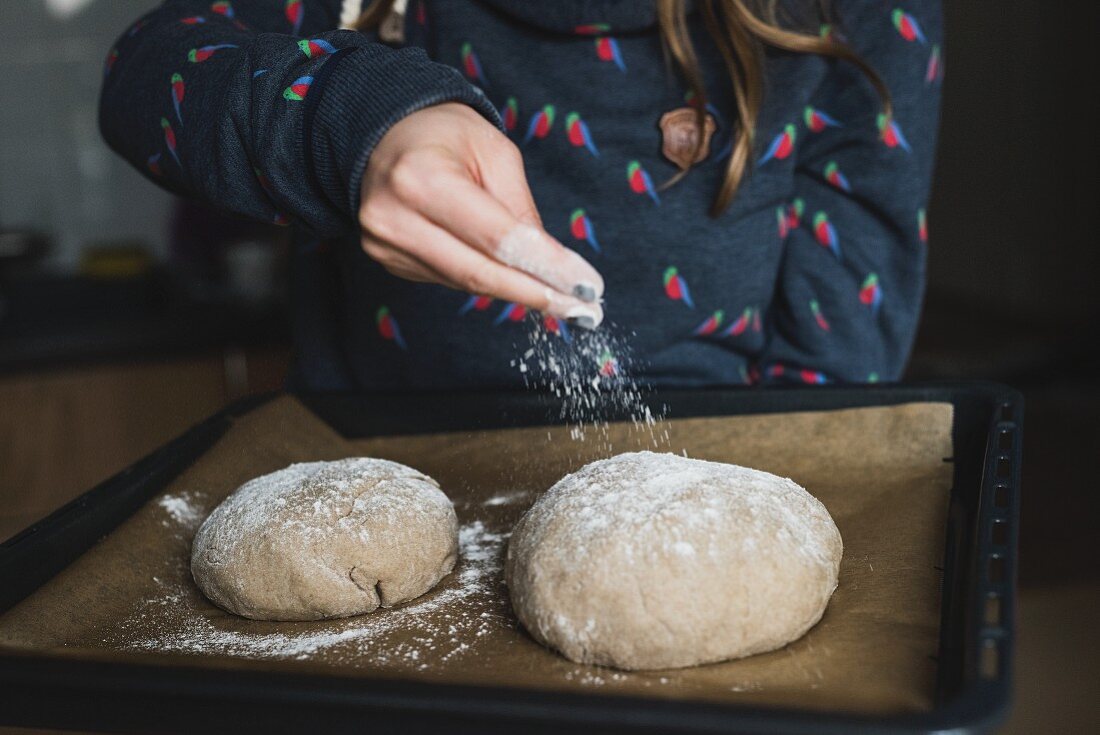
top-left (191, 458), bottom-right (457, 621)
top-left (505, 451), bottom-right (842, 670)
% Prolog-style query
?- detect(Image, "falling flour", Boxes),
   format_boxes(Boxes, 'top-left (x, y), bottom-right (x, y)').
top-left (511, 318), bottom-right (670, 454)
top-left (481, 490), bottom-right (532, 507)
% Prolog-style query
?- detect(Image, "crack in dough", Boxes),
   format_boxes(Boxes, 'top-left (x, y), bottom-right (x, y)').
top-left (191, 458), bottom-right (458, 621)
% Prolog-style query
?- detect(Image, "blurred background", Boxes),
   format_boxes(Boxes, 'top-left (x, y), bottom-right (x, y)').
top-left (0, 1), bottom-right (1096, 731)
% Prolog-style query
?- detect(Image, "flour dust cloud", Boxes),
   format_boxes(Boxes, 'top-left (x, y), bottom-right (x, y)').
top-left (511, 317), bottom-right (670, 453)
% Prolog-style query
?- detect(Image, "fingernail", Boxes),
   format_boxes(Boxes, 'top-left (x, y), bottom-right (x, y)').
top-left (564, 305), bottom-right (602, 330)
top-left (573, 283), bottom-right (598, 303)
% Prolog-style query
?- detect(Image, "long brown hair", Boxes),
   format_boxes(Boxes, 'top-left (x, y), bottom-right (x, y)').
top-left (357, 0), bottom-right (890, 216)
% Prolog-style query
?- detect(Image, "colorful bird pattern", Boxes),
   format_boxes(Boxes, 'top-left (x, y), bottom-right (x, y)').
top-left (543, 315), bottom-right (572, 343)
top-left (570, 209), bottom-right (601, 253)
top-left (878, 114), bottom-right (912, 152)
top-left (926, 44), bottom-right (943, 84)
top-left (757, 124), bottom-right (796, 166)
top-left (461, 43), bottom-right (487, 87)
top-left (459, 294), bottom-right (493, 315)
top-left (813, 211), bottom-right (842, 260)
top-left (285, 0), bottom-right (303, 35)
top-left (722, 308), bottom-right (753, 338)
top-left (598, 349), bottom-right (619, 377)
top-left (574, 23), bottom-right (611, 35)
top-left (804, 106), bottom-right (841, 133)
top-left (594, 37), bottom-right (626, 72)
top-left (103, 3), bottom-right (940, 387)
top-left (501, 97), bottom-right (518, 132)
top-left (692, 310), bottom-right (724, 337)
top-left (819, 23), bottom-right (843, 43)
top-left (376, 306), bottom-right (407, 349)
top-left (627, 161), bottom-right (660, 205)
top-left (523, 105), bottom-right (555, 144)
top-left (170, 73), bottom-right (185, 125)
top-left (298, 38), bottom-right (336, 58)
top-left (892, 9), bottom-right (927, 44)
top-left (860, 274), bottom-right (883, 315)
top-left (824, 161), bottom-right (851, 192)
top-left (663, 267), bottom-right (693, 308)
top-left (800, 369), bottom-right (828, 385)
top-left (810, 300), bottom-right (830, 331)
top-left (160, 117), bottom-right (180, 167)
top-left (283, 76), bottom-right (313, 101)
top-left (188, 44), bottom-right (237, 63)
top-left (494, 302), bottom-right (527, 325)
top-left (566, 112), bottom-right (599, 156)
top-left (786, 199), bottom-right (804, 230)
top-left (209, 1), bottom-right (247, 31)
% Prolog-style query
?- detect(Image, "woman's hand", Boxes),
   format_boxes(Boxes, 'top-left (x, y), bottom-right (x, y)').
top-left (359, 103), bottom-right (604, 328)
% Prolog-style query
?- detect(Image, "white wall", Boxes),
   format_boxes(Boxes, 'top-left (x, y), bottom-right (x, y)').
top-left (0, 0), bottom-right (174, 271)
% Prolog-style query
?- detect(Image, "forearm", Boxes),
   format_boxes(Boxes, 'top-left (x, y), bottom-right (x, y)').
top-left (99, 0), bottom-right (498, 236)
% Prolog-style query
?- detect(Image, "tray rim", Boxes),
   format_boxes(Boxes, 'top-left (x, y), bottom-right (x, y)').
top-left (0, 381), bottom-right (1022, 735)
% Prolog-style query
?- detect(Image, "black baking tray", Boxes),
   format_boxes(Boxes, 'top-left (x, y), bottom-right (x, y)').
top-left (0, 382), bottom-right (1022, 734)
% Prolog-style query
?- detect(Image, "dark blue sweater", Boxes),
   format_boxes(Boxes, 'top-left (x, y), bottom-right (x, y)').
top-left (100, 0), bottom-right (942, 390)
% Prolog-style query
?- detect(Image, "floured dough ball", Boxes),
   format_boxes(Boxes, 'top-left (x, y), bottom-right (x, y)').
top-left (505, 451), bottom-right (842, 670)
top-left (191, 458), bottom-right (457, 621)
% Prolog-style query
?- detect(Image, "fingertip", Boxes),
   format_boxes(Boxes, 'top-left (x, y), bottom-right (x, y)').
top-left (543, 287), bottom-right (604, 330)
top-left (564, 302), bottom-right (604, 330)
top-left (572, 283), bottom-right (598, 303)
top-left (563, 248), bottom-right (605, 301)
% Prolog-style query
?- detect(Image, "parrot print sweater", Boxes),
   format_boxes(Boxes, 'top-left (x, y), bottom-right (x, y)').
top-left (101, 0), bottom-right (943, 390)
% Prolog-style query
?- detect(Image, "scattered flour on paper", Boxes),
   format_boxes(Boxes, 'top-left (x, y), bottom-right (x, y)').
top-left (115, 504), bottom-right (691, 690)
top-left (157, 492), bottom-right (203, 529)
top-left (116, 506), bottom-right (695, 690)
top-left (112, 520), bottom-right (511, 669)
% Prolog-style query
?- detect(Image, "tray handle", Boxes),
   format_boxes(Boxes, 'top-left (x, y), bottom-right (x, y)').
top-left (971, 397), bottom-right (1022, 699)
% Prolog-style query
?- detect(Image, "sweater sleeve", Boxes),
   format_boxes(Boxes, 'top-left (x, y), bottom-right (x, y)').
top-left (756, 0), bottom-right (943, 385)
top-left (99, 1), bottom-right (500, 237)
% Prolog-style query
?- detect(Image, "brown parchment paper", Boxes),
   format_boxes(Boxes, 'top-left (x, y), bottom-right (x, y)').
top-left (0, 396), bottom-right (954, 716)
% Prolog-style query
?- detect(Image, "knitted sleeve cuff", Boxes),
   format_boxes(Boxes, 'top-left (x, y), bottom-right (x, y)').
top-left (308, 45), bottom-right (501, 220)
